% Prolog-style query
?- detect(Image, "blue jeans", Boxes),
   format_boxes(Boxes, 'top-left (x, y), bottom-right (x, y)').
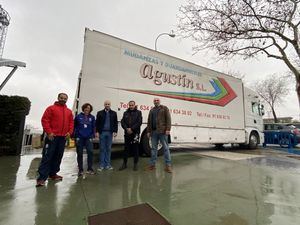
top-left (150, 131), bottom-right (171, 166)
top-left (76, 137), bottom-right (93, 171)
top-left (99, 131), bottom-right (113, 168)
top-left (37, 136), bottom-right (66, 181)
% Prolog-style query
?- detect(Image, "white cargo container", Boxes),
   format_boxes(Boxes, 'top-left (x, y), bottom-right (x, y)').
top-left (74, 28), bottom-right (265, 155)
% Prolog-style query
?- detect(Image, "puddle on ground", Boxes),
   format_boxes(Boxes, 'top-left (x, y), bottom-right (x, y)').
top-left (246, 157), bottom-right (300, 172)
top-left (217, 212), bottom-right (249, 225)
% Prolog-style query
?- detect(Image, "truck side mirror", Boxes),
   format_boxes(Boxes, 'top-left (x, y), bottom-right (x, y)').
top-left (260, 104), bottom-right (265, 116)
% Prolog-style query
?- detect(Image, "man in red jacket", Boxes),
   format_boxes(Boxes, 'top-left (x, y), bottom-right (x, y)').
top-left (36, 93), bottom-right (74, 187)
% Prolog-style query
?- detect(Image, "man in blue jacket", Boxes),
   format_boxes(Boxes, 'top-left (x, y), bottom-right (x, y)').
top-left (74, 103), bottom-right (96, 176)
top-left (95, 100), bottom-right (118, 171)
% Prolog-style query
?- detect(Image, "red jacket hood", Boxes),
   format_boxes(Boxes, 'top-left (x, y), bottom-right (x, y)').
top-left (41, 102), bottom-right (74, 136)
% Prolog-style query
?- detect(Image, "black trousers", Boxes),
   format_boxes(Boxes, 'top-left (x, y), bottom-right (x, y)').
top-left (37, 136), bottom-right (66, 180)
top-left (123, 134), bottom-right (139, 164)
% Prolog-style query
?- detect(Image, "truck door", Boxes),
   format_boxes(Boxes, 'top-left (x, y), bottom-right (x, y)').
top-left (245, 101), bottom-right (264, 132)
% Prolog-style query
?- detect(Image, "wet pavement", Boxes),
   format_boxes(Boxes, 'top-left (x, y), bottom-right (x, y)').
top-left (1, 146), bottom-right (300, 225)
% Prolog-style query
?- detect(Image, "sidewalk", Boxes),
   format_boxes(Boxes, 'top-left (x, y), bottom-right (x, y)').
top-left (1, 149), bottom-right (300, 225)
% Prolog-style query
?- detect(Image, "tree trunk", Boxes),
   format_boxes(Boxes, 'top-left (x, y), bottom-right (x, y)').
top-left (285, 66), bottom-right (300, 110)
top-left (271, 106), bottom-right (278, 123)
top-left (296, 78), bottom-right (300, 109)
top-left (279, 53), bottom-right (300, 110)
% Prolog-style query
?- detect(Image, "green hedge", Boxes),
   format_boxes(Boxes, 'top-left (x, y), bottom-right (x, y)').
top-left (0, 95), bottom-right (31, 156)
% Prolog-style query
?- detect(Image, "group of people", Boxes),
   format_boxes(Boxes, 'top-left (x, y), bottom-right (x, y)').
top-left (36, 93), bottom-right (172, 187)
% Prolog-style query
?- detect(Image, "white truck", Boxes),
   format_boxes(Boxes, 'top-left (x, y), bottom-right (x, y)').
top-left (73, 28), bottom-right (265, 155)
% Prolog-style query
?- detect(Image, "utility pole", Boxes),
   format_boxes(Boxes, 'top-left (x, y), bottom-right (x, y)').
top-left (0, 5), bottom-right (10, 58)
top-left (0, 5), bottom-right (26, 92)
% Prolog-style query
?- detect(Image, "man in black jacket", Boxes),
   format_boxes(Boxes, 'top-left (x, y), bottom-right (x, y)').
top-left (95, 100), bottom-right (118, 171)
top-left (119, 100), bottom-right (142, 171)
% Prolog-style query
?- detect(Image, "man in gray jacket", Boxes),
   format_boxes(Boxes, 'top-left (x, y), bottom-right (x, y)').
top-left (147, 98), bottom-right (172, 173)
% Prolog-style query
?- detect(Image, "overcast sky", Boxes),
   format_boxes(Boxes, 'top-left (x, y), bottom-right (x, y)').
top-left (1, 0), bottom-right (299, 131)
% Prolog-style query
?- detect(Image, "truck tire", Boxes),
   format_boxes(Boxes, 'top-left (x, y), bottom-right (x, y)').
top-left (141, 132), bottom-right (163, 157)
top-left (248, 132), bottom-right (258, 149)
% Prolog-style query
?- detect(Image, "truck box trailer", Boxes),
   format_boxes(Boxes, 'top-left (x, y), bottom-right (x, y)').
top-left (74, 28), bottom-right (265, 155)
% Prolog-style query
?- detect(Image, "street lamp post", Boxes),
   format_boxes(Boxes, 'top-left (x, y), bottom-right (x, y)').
top-left (155, 32), bottom-right (175, 51)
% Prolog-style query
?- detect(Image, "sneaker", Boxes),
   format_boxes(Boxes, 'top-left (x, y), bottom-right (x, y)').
top-left (118, 163), bottom-right (127, 171)
top-left (97, 167), bottom-right (104, 172)
top-left (105, 166), bottom-right (114, 170)
top-left (36, 180), bottom-right (45, 187)
top-left (78, 171), bottom-right (84, 176)
top-left (133, 164), bottom-right (138, 171)
top-left (49, 174), bottom-right (63, 181)
top-left (165, 165), bottom-right (172, 173)
top-left (145, 165), bottom-right (156, 171)
top-left (86, 170), bottom-right (95, 175)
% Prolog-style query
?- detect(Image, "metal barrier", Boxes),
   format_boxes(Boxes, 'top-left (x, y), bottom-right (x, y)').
top-left (21, 128), bottom-right (32, 155)
top-left (263, 131), bottom-right (298, 149)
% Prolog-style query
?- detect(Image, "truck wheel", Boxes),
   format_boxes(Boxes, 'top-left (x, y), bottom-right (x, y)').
top-left (248, 132), bottom-right (258, 149)
top-left (141, 132), bottom-right (163, 157)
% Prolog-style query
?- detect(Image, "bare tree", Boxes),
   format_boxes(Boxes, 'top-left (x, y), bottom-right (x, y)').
top-left (253, 74), bottom-right (290, 122)
top-left (178, 0), bottom-right (300, 107)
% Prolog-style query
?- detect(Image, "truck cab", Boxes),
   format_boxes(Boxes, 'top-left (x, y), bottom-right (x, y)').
top-left (244, 87), bottom-right (265, 148)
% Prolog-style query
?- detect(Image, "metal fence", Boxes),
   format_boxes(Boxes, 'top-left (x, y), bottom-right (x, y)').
top-left (263, 131), bottom-right (298, 149)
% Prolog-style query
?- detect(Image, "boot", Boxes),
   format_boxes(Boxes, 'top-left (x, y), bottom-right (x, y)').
top-left (118, 162), bottom-right (127, 171)
top-left (133, 163), bottom-right (138, 171)
top-left (165, 165), bottom-right (172, 173)
top-left (145, 165), bottom-right (156, 171)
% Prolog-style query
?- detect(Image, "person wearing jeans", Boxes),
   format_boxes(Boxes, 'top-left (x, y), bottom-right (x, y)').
top-left (150, 131), bottom-right (171, 166)
top-left (99, 131), bottom-right (113, 169)
top-left (76, 138), bottom-right (94, 174)
top-left (36, 93), bottom-right (74, 187)
top-left (74, 103), bottom-right (96, 176)
top-left (95, 100), bottom-right (118, 171)
top-left (147, 98), bottom-right (172, 173)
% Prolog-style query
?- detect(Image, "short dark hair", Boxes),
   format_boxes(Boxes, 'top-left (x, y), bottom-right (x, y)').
top-left (81, 103), bottom-right (93, 112)
top-left (129, 100), bottom-right (135, 105)
top-left (58, 93), bottom-right (68, 98)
